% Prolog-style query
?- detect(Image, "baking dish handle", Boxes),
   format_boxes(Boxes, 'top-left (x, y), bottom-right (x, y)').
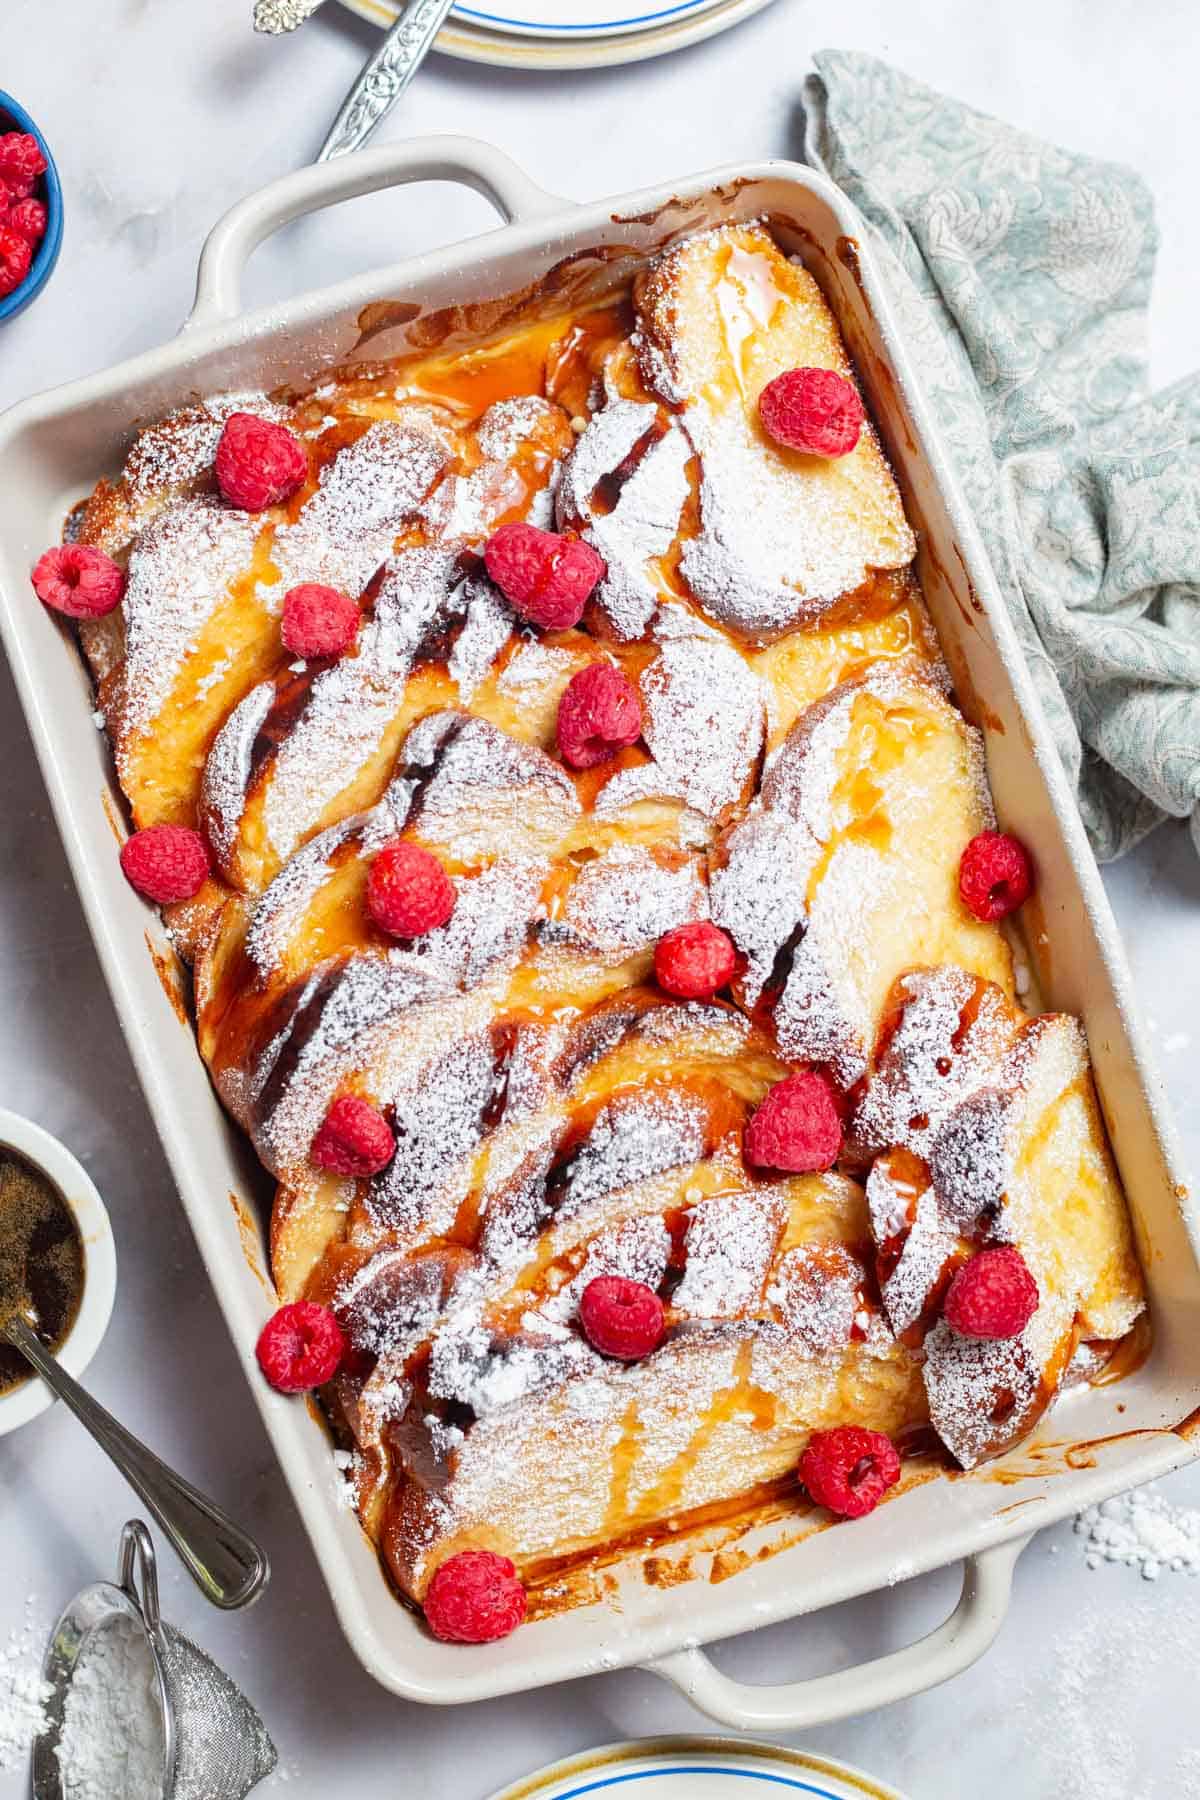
top-left (646, 1534), bottom-right (1031, 1731)
top-left (186, 135), bottom-right (567, 332)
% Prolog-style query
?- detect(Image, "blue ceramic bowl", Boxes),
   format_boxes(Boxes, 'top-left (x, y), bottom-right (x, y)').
top-left (0, 90), bottom-right (62, 323)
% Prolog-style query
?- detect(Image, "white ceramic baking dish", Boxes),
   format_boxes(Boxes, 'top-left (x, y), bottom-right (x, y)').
top-left (0, 138), bottom-right (1197, 1730)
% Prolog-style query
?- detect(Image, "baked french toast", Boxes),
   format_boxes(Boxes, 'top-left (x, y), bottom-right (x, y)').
top-left (53, 218), bottom-right (1144, 1637)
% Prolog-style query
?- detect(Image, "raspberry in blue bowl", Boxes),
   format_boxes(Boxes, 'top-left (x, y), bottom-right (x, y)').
top-left (0, 92), bottom-right (62, 323)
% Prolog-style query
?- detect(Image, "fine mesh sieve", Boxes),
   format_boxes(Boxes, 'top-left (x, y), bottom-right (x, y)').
top-left (32, 1521), bottom-right (277, 1800)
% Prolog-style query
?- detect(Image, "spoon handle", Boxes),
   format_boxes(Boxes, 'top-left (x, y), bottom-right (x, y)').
top-left (317, 0), bottom-right (456, 162)
top-left (6, 1315), bottom-right (269, 1610)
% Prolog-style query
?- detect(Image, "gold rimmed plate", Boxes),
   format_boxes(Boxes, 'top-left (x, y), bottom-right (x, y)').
top-left (486, 1739), bottom-right (910, 1800)
top-left (335, 0), bottom-right (778, 69)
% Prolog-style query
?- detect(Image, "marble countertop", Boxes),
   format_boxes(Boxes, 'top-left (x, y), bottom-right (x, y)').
top-left (2, 1), bottom-right (1199, 1794)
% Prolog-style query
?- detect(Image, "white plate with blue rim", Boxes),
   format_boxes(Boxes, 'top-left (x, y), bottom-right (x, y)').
top-left (487, 1739), bottom-right (909, 1800)
top-left (335, 0), bottom-right (779, 69)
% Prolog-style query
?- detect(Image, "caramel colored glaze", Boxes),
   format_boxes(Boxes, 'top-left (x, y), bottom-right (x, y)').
top-left (99, 786), bottom-right (125, 846)
top-left (228, 1190), bottom-right (273, 1296)
top-left (526, 1468), bottom-right (807, 1598)
top-left (144, 932), bottom-right (189, 1027)
top-left (1174, 1403), bottom-right (1200, 1442)
top-left (1086, 1310), bottom-right (1153, 1388)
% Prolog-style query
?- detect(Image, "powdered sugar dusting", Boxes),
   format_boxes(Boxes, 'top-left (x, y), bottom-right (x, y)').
top-left (368, 1033), bottom-right (495, 1242)
top-left (556, 1088), bottom-right (708, 1220)
top-left (120, 497), bottom-right (261, 738)
top-left (596, 608), bottom-right (765, 822)
top-left (496, 638), bottom-right (574, 703)
top-left (557, 394), bottom-right (691, 640)
top-left (122, 391), bottom-right (283, 502)
top-left (533, 1213), bottom-right (672, 1328)
top-left (674, 1189), bottom-right (784, 1319)
top-left (447, 576), bottom-right (513, 701)
top-left (261, 546), bottom-right (459, 862)
top-left (923, 1317), bottom-right (1042, 1468)
top-left (262, 420), bottom-right (447, 605)
top-left (399, 712), bottom-right (580, 862)
top-left (202, 678), bottom-right (274, 864)
top-left (548, 842), bottom-right (707, 959)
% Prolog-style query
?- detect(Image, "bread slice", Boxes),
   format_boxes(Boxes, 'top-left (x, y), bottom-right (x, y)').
top-left (634, 221), bottom-right (916, 643)
top-left (851, 969), bottom-right (1145, 1466)
top-left (710, 661), bottom-right (1013, 1084)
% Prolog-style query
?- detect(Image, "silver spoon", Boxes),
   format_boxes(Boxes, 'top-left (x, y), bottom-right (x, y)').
top-left (253, 0), bottom-right (327, 31)
top-left (3, 1311), bottom-right (269, 1611)
top-left (318, 0), bottom-right (456, 161)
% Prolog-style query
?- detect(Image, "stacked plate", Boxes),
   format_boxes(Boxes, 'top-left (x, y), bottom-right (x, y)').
top-left (336, 0), bottom-right (779, 69)
top-left (486, 1740), bottom-right (910, 1799)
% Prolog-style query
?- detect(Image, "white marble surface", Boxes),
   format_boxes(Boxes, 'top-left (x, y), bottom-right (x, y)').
top-left (2, 1), bottom-right (1199, 1795)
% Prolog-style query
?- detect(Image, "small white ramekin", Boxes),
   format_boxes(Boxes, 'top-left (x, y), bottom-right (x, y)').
top-left (0, 1108), bottom-right (117, 1437)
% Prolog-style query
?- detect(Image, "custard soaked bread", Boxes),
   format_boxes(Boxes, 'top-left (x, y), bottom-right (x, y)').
top-left (48, 219), bottom-right (1143, 1637)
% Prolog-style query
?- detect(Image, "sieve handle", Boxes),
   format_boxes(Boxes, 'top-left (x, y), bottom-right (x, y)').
top-left (6, 1314), bottom-right (269, 1610)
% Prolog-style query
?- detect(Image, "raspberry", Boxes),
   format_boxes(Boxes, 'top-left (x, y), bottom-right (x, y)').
top-left (758, 367), bottom-right (865, 457)
top-left (256, 1300), bottom-right (345, 1392)
top-left (367, 840), bottom-right (456, 938)
top-left (655, 920), bottom-right (737, 999)
top-left (310, 1094), bottom-right (395, 1178)
top-left (424, 1550), bottom-right (527, 1644)
top-left (7, 198), bottom-right (47, 247)
top-left (556, 662), bottom-right (642, 770)
top-left (483, 522), bottom-right (605, 630)
top-left (579, 1276), bottom-right (665, 1361)
top-left (31, 544), bottom-right (125, 619)
top-left (119, 825), bottom-right (210, 905)
top-left (958, 830), bottom-right (1033, 922)
top-left (744, 1070), bottom-right (843, 1174)
top-left (281, 583), bottom-right (359, 659)
top-left (800, 1426), bottom-right (901, 1519)
top-left (215, 412), bottom-right (308, 513)
top-left (943, 1246), bottom-right (1039, 1340)
top-left (0, 225), bottom-right (31, 299)
top-left (0, 133), bottom-right (47, 200)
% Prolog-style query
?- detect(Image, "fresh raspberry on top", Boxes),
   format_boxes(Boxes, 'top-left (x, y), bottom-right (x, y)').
top-left (281, 583), bottom-right (359, 660)
top-left (310, 1094), bottom-right (395, 1178)
top-left (943, 1246), bottom-right (1039, 1340)
top-left (31, 544), bottom-right (125, 619)
top-left (6, 197), bottom-right (47, 248)
top-left (367, 840), bottom-right (456, 938)
top-left (0, 132), bottom-right (47, 199)
top-left (256, 1300), bottom-right (345, 1393)
top-left (215, 412), bottom-right (308, 513)
top-left (424, 1550), bottom-right (527, 1644)
top-left (119, 824), bottom-right (211, 905)
top-left (800, 1426), bottom-right (901, 1519)
top-left (758, 366), bottom-right (865, 457)
top-left (958, 830), bottom-right (1033, 922)
top-left (0, 225), bottom-right (32, 299)
top-left (655, 920), bottom-right (737, 1000)
top-left (483, 522), bottom-right (605, 630)
top-left (556, 661), bottom-right (642, 770)
top-left (579, 1275), bottom-right (665, 1362)
top-left (744, 1070), bottom-right (843, 1174)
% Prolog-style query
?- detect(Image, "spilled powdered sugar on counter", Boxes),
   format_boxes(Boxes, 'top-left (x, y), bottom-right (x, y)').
top-left (1076, 1484), bottom-right (1200, 1579)
top-left (0, 1597), bottom-right (51, 1773)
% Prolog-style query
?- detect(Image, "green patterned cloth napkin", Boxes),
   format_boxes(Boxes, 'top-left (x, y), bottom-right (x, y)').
top-left (803, 51), bottom-right (1200, 860)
